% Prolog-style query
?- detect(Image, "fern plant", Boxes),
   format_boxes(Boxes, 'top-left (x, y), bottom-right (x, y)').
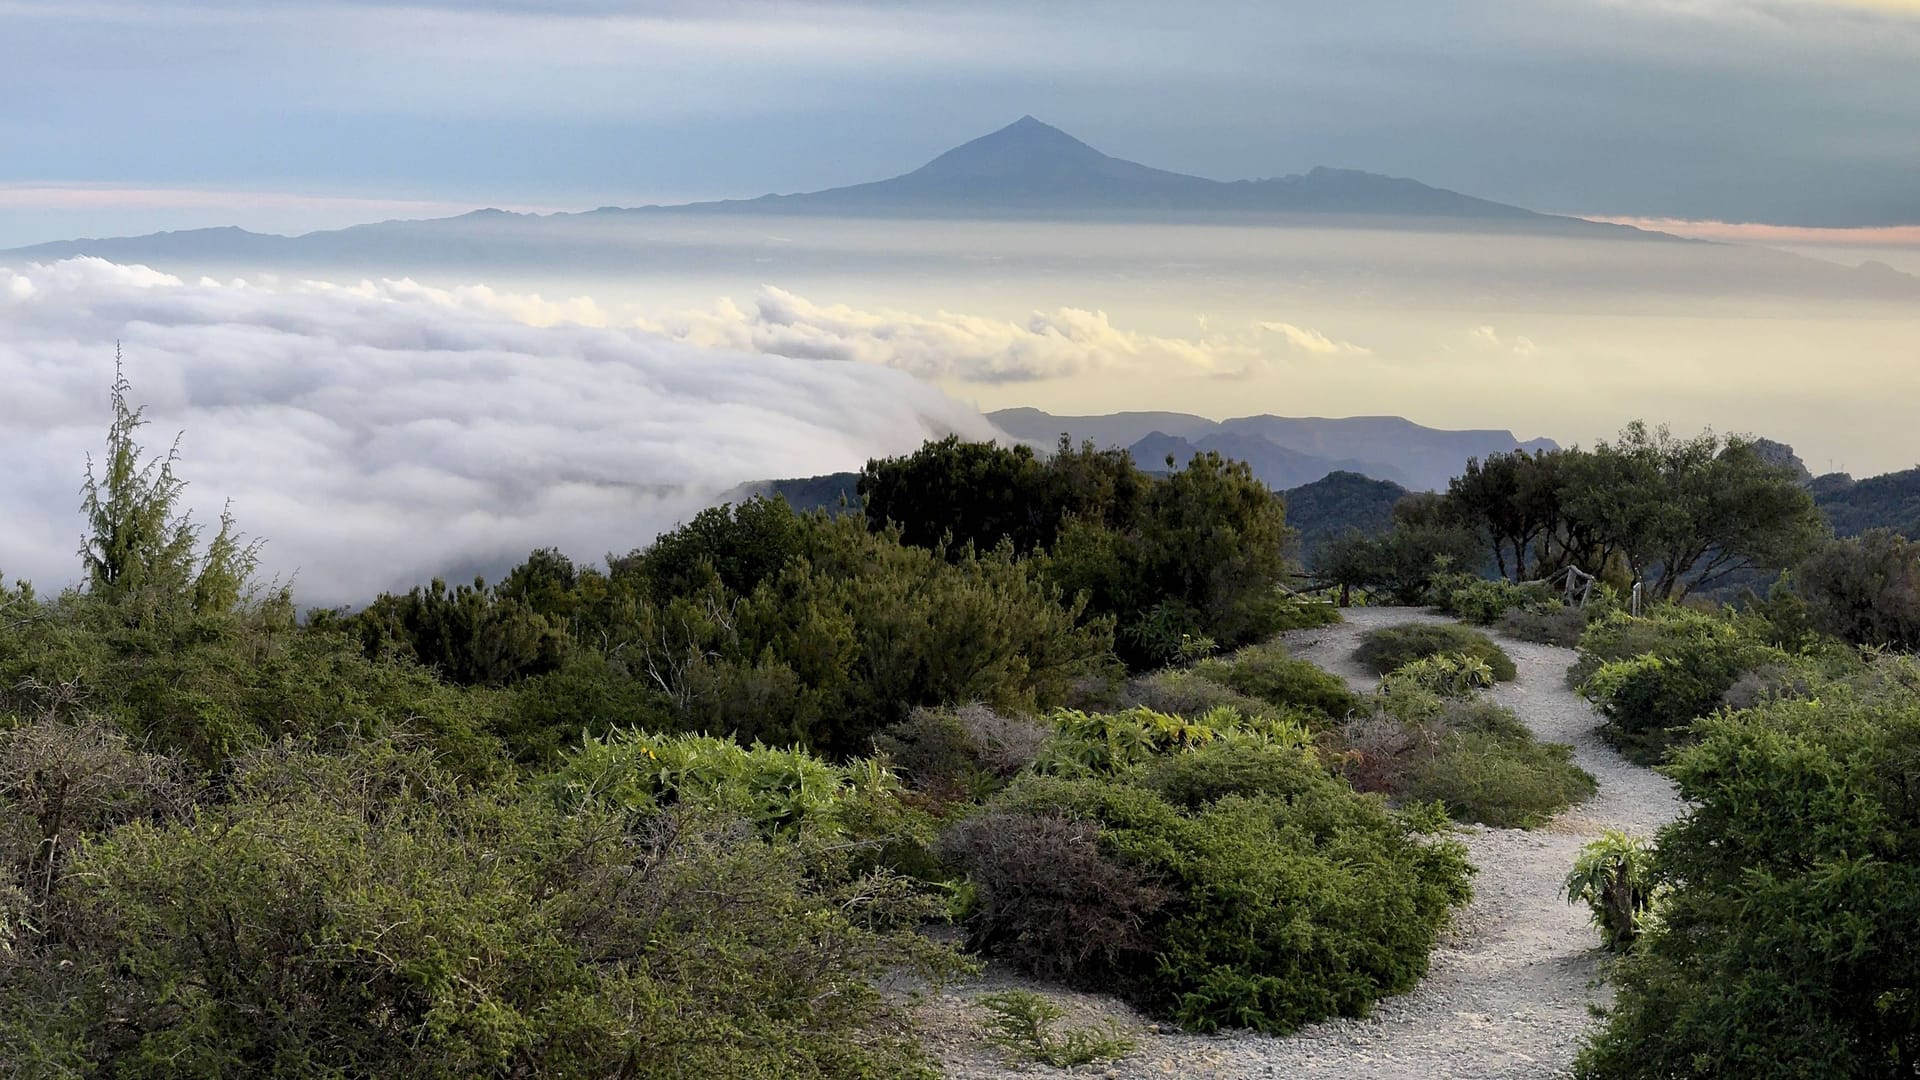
top-left (1564, 829), bottom-right (1656, 951)
top-left (974, 990), bottom-right (1136, 1068)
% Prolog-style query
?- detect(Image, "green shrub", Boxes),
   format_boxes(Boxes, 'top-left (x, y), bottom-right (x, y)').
top-left (1032, 706), bottom-right (1312, 779)
top-left (1329, 697), bottom-right (1592, 828)
top-left (0, 739), bottom-right (958, 1079)
top-left (1402, 731), bottom-right (1595, 829)
top-left (1380, 653), bottom-right (1497, 698)
top-left (546, 728), bottom-right (922, 844)
top-left (1355, 624), bottom-right (1517, 682)
top-left (1194, 642), bottom-right (1361, 720)
top-left (959, 775), bottom-right (1471, 1034)
top-left (1248, 594), bottom-right (1343, 633)
top-left (1435, 574), bottom-right (1555, 625)
top-left (1574, 682), bottom-right (1920, 1079)
top-left (1575, 608), bottom-right (1791, 762)
top-left (1564, 830), bottom-right (1656, 952)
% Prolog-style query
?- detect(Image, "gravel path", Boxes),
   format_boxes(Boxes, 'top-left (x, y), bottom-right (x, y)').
top-left (915, 607), bottom-right (1683, 1079)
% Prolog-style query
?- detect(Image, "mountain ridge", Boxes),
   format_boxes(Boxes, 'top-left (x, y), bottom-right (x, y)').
top-left (4, 117), bottom-right (1676, 263)
top-left (991, 407), bottom-right (1558, 492)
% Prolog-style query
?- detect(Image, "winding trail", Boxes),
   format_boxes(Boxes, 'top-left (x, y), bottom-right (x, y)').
top-left (918, 607), bottom-right (1684, 1079)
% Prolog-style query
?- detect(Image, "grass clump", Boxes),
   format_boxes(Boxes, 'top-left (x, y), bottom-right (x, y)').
top-left (974, 990), bottom-right (1137, 1068)
top-left (1355, 623), bottom-right (1517, 682)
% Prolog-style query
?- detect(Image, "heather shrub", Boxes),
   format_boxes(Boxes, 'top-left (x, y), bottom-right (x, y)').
top-left (874, 704), bottom-right (1049, 805)
top-left (1355, 624), bottom-right (1517, 682)
top-left (939, 808), bottom-right (1170, 982)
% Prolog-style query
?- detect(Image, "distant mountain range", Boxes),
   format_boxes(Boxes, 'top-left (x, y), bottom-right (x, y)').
top-left (5, 116), bottom-right (1683, 266)
top-left (990, 408), bottom-right (1557, 493)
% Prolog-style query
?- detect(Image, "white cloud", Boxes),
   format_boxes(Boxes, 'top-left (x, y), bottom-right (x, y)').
top-left (1471, 325), bottom-right (1540, 356)
top-left (0, 258), bottom-right (996, 604)
top-left (642, 287), bottom-right (1366, 382)
top-left (1255, 320), bottom-right (1374, 356)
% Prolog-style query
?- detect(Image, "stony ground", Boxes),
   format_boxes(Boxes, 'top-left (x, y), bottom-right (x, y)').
top-left (913, 606), bottom-right (1684, 1079)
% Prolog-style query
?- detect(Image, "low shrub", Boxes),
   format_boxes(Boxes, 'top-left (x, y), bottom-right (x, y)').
top-left (1327, 697), bottom-right (1593, 829)
top-left (1498, 603), bottom-right (1589, 648)
top-left (546, 728), bottom-right (923, 844)
top-left (1123, 669), bottom-right (1278, 723)
top-left (0, 738), bottom-right (959, 1079)
top-left (1575, 609), bottom-right (1792, 762)
top-left (1247, 594), bottom-right (1343, 634)
top-left (950, 773), bottom-right (1472, 1034)
top-left (1032, 706), bottom-right (1312, 779)
top-left (940, 809), bottom-right (1170, 982)
top-left (1355, 624), bottom-right (1517, 682)
top-left (1402, 731), bottom-right (1596, 829)
top-left (1194, 643), bottom-right (1361, 720)
top-left (1380, 653), bottom-right (1497, 698)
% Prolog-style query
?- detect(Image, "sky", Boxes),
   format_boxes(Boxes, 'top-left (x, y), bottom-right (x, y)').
top-left (6, 0), bottom-right (1920, 246)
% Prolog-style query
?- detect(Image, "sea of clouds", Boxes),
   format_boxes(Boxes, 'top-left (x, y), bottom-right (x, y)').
top-left (0, 258), bottom-right (997, 605)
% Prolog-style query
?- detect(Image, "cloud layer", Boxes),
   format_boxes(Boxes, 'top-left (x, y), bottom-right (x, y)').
top-left (641, 287), bottom-right (1367, 382)
top-left (0, 258), bottom-right (996, 604)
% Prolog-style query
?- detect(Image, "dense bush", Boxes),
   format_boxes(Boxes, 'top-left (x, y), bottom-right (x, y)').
top-left (1401, 731), bottom-right (1594, 829)
top-left (949, 768), bottom-right (1471, 1034)
top-left (1193, 642), bottom-right (1360, 721)
top-left (1575, 680), bottom-right (1920, 1078)
top-left (0, 736), bottom-right (959, 1079)
top-left (1354, 624), bottom-right (1518, 682)
top-left (1573, 607), bottom-right (1792, 761)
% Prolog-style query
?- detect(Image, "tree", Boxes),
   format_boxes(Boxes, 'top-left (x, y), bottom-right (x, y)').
top-left (1562, 424), bottom-right (1826, 600)
top-left (78, 354), bottom-right (262, 621)
top-left (1792, 530), bottom-right (1920, 649)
